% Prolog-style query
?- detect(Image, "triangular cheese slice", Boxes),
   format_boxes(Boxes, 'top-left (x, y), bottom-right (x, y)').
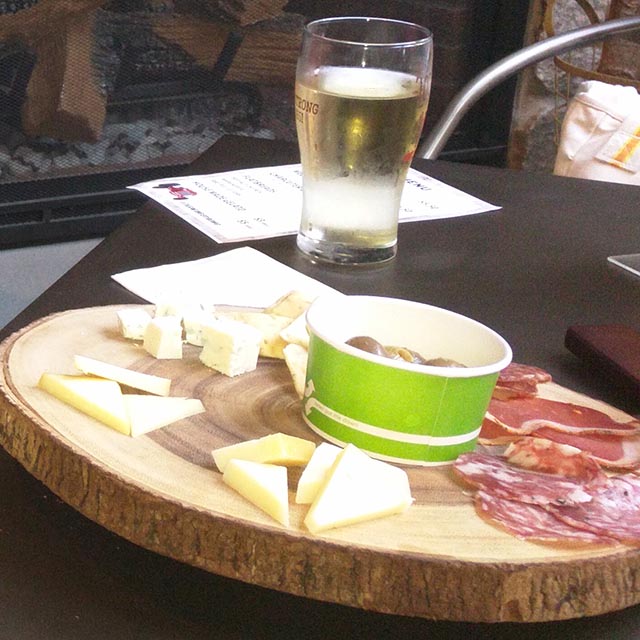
top-left (212, 433), bottom-right (315, 472)
top-left (38, 373), bottom-right (130, 435)
top-left (223, 459), bottom-right (290, 526)
top-left (295, 442), bottom-right (341, 504)
top-left (74, 354), bottom-right (171, 396)
top-left (123, 395), bottom-right (205, 437)
top-left (304, 444), bottom-right (413, 533)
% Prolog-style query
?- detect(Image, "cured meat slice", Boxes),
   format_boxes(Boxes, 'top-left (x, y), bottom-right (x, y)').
top-left (494, 362), bottom-right (552, 399)
top-left (480, 419), bottom-right (640, 470)
top-left (479, 416), bottom-right (519, 444)
top-left (453, 451), bottom-right (593, 506)
top-left (504, 438), bottom-right (608, 486)
top-left (487, 396), bottom-right (640, 436)
top-left (474, 490), bottom-right (614, 543)
top-left (529, 427), bottom-right (640, 470)
top-left (548, 475), bottom-right (640, 544)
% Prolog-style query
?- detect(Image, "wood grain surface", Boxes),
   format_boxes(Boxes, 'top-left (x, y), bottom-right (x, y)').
top-left (1, 305), bottom-right (640, 623)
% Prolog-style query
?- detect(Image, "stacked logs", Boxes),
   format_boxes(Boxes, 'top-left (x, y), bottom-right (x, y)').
top-left (0, 0), bottom-right (303, 142)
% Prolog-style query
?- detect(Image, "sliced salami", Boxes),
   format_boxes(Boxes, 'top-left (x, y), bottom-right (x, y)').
top-left (453, 451), bottom-right (593, 507)
top-left (474, 490), bottom-right (614, 544)
top-left (548, 475), bottom-right (640, 544)
top-left (504, 437), bottom-right (608, 486)
top-left (487, 396), bottom-right (640, 436)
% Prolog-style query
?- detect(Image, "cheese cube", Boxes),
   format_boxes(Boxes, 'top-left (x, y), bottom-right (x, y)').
top-left (73, 354), bottom-right (171, 396)
top-left (143, 316), bottom-right (183, 359)
top-left (182, 308), bottom-right (213, 347)
top-left (223, 459), bottom-right (290, 527)
top-left (295, 442), bottom-right (341, 504)
top-left (217, 311), bottom-right (292, 359)
top-left (116, 307), bottom-right (152, 340)
top-left (304, 444), bottom-right (413, 533)
top-left (123, 395), bottom-right (205, 436)
top-left (154, 300), bottom-right (216, 346)
top-left (38, 373), bottom-right (130, 435)
top-left (212, 432), bottom-right (316, 473)
top-left (199, 317), bottom-right (261, 377)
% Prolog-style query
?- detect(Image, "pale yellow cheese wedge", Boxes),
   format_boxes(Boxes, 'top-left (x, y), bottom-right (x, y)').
top-left (304, 444), bottom-right (413, 534)
top-left (38, 373), bottom-right (130, 435)
top-left (123, 395), bottom-right (205, 436)
top-left (73, 354), bottom-right (171, 396)
top-left (283, 343), bottom-right (308, 399)
top-left (216, 311), bottom-right (292, 359)
top-left (143, 316), bottom-right (183, 359)
top-left (212, 432), bottom-right (316, 473)
top-left (265, 290), bottom-right (315, 319)
top-left (223, 459), bottom-right (290, 527)
top-left (295, 442), bottom-right (341, 504)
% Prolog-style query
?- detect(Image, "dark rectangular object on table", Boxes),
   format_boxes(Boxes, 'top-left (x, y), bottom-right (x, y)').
top-left (566, 323), bottom-right (640, 397)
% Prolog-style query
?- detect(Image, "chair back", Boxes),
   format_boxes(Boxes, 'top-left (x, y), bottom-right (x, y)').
top-left (416, 16), bottom-right (640, 161)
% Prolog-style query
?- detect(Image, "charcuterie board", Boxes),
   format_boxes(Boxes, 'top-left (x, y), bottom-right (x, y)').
top-left (1, 305), bottom-right (640, 623)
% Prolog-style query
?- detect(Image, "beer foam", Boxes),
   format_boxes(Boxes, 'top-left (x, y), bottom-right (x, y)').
top-left (316, 66), bottom-right (417, 99)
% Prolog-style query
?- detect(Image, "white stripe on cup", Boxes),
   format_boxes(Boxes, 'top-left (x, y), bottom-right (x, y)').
top-left (304, 397), bottom-right (480, 446)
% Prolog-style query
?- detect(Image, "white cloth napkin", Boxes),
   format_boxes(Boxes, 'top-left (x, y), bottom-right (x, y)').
top-left (111, 246), bottom-right (337, 309)
top-left (554, 80), bottom-right (640, 184)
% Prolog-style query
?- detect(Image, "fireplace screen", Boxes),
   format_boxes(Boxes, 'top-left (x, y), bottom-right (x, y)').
top-left (0, 0), bottom-right (528, 247)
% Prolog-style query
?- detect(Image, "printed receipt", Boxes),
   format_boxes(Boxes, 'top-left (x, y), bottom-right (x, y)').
top-left (129, 164), bottom-right (500, 244)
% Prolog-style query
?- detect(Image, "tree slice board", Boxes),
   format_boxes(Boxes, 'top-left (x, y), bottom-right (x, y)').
top-left (1, 305), bottom-right (640, 623)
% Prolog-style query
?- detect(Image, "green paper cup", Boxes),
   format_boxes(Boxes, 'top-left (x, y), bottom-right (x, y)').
top-left (302, 295), bottom-right (512, 466)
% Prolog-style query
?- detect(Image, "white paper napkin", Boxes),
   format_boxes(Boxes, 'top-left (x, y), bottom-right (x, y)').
top-left (111, 246), bottom-right (337, 309)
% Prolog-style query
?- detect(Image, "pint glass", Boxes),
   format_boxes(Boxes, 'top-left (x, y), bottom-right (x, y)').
top-left (294, 17), bottom-right (433, 264)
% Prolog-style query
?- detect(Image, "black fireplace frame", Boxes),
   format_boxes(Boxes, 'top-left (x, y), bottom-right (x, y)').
top-left (0, 0), bottom-right (531, 250)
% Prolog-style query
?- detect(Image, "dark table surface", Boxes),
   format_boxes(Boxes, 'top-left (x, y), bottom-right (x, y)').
top-left (3, 135), bottom-right (640, 638)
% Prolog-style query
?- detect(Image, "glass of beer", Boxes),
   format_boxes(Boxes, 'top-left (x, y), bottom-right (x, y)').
top-left (295, 17), bottom-right (433, 264)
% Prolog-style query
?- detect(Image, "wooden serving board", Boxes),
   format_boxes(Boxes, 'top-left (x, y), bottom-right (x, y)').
top-left (2, 305), bottom-right (640, 623)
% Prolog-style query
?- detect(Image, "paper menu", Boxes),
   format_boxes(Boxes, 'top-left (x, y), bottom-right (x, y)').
top-left (128, 164), bottom-right (500, 244)
top-left (111, 246), bottom-right (338, 310)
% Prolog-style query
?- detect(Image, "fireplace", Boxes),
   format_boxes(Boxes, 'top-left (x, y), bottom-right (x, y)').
top-left (0, 0), bottom-right (530, 248)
